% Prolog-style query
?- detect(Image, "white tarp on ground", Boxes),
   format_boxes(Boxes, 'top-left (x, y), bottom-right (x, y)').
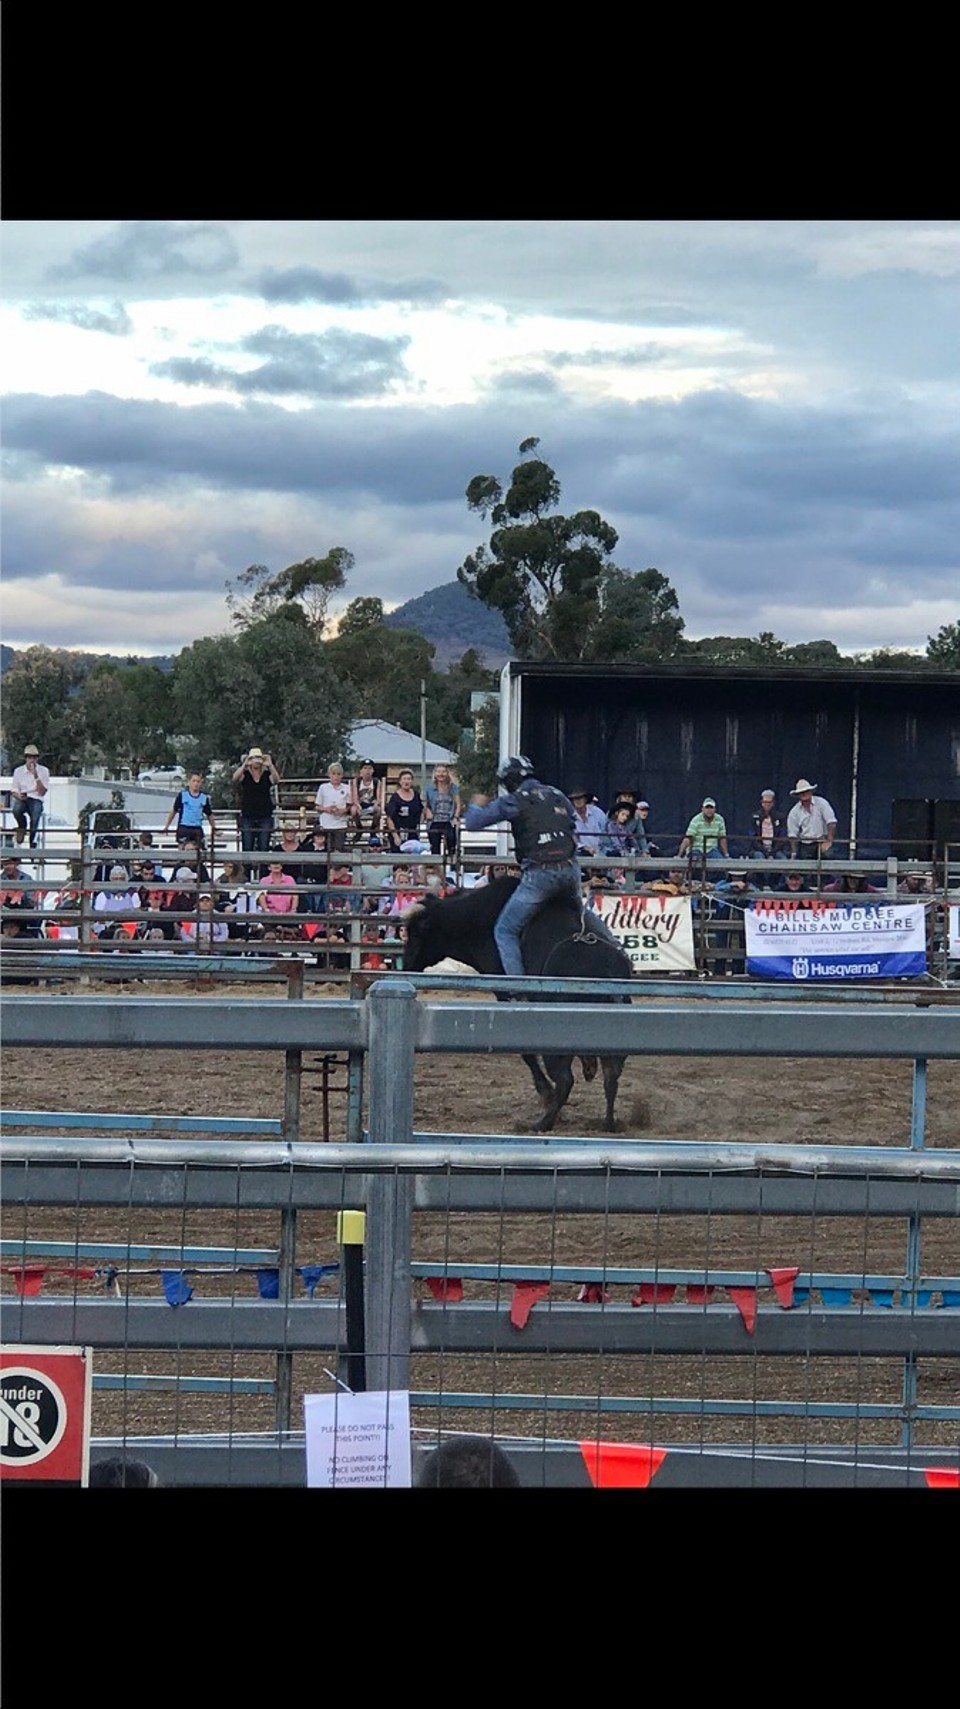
top-left (745, 899), bottom-right (928, 981)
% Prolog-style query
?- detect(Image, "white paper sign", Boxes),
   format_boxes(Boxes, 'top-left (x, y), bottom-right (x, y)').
top-left (949, 904), bottom-right (960, 960)
top-left (587, 892), bottom-right (696, 972)
top-left (303, 1389), bottom-right (412, 1488)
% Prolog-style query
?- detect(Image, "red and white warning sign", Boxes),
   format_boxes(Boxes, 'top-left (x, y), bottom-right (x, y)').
top-left (0, 1346), bottom-right (92, 1484)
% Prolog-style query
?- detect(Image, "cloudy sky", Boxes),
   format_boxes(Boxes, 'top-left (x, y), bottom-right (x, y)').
top-left (2, 219), bottom-right (958, 660)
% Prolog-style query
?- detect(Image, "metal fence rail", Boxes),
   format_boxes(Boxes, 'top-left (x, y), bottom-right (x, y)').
top-left (2, 981), bottom-right (958, 1485)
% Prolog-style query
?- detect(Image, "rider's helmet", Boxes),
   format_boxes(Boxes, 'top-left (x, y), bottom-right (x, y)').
top-left (497, 755), bottom-right (535, 792)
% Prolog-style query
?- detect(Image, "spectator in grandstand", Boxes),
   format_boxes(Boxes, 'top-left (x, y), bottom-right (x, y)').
top-left (710, 868), bottom-right (760, 974)
top-left (296, 824), bottom-right (329, 920)
top-left (10, 743), bottom-right (50, 848)
top-left (88, 1456), bottom-right (160, 1488)
top-left (258, 858), bottom-right (299, 915)
top-left (385, 769), bottom-right (425, 853)
top-left (898, 867), bottom-right (934, 896)
top-left (350, 759), bottom-right (385, 840)
top-left (639, 866), bottom-right (690, 895)
top-left (679, 797), bottom-right (729, 863)
top-left (568, 788), bottom-right (608, 861)
top-left (171, 835), bottom-right (211, 883)
top-left (162, 865), bottom-right (200, 935)
top-left (776, 868), bottom-right (812, 894)
top-left (214, 860), bottom-right (260, 940)
top-left (747, 789), bottom-right (789, 868)
top-left (180, 889), bottom-right (230, 948)
top-left (823, 871), bottom-right (882, 894)
top-left (272, 821), bottom-right (308, 886)
top-left (358, 835), bottom-right (393, 910)
top-left (417, 1435), bottom-right (521, 1488)
top-left (315, 761), bottom-right (353, 854)
top-left (1, 852), bottom-right (37, 908)
top-left (44, 867), bottom-right (83, 941)
top-left (787, 779), bottom-right (837, 862)
top-left (359, 920), bottom-right (390, 970)
top-left (161, 773), bottom-right (216, 849)
top-left (423, 764), bottom-right (461, 863)
top-left (602, 801), bottom-right (644, 863)
top-left (633, 799), bottom-right (657, 856)
top-left (93, 863), bottom-right (141, 939)
top-left (233, 748), bottom-right (280, 876)
top-left (473, 860), bottom-right (512, 887)
top-left (385, 863), bottom-right (422, 916)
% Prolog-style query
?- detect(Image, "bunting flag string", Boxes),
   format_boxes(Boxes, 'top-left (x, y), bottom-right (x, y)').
top-left (424, 1276), bottom-right (464, 1303)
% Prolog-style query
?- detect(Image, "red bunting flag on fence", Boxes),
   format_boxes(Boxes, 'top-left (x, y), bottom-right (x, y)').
top-left (510, 1281), bottom-right (550, 1329)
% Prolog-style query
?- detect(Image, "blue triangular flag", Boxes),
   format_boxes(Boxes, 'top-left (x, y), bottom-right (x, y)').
top-left (821, 1288), bottom-right (852, 1306)
top-left (939, 1292), bottom-right (960, 1308)
top-left (869, 1290), bottom-right (894, 1308)
top-left (161, 1269), bottom-right (194, 1306)
top-left (792, 1287), bottom-right (811, 1306)
top-left (256, 1269), bottom-right (280, 1298)
top-left (298, 1263), bottom-right (339, 1298)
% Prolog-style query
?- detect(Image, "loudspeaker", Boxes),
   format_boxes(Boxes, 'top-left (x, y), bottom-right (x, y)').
top-left (932, 797), bottom-right (960, 854)
top-left (890, 798), bottom-right (934, 861)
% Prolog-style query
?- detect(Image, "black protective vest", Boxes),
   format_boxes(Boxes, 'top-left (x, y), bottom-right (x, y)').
top-left (512, 783), bottom-right (577, 865)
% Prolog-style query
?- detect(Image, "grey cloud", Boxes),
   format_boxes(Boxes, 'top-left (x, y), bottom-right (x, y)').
top-left (547, 344), bottom-right (673, 369)
top-left (150, 326), bottom-right (412, 400)
top-left (23, 300), bottom-right (133, 335)
top-left (255, 266), bottom-right (447, 307)
top-left (51, 221), bottom-right (239, 282)
top-left (486, 369), bottom-right (563, 397)
top-left (2, 387), bottom-right (957, 649)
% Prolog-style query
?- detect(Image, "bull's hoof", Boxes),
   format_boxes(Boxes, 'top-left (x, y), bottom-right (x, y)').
top-left (580, 1056), bottom-right (598, 1081)
top-left (603, 1117), bottom-right (622, 1133)
top-left (531, 1111), bottom-right (559, 1134)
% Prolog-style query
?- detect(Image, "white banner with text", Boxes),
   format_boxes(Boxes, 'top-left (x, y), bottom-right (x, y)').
top-left (588, 892), bottom-right (696, 973)
top-left (744, 899), bottom-right (927, 981)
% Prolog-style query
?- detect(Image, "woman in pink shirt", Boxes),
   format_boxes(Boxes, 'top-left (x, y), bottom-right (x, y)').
top-left (257, 860), bottom-right (298, 914)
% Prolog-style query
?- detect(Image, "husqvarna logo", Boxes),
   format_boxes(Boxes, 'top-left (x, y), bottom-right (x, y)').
top-left (792, 955), bottom-right (810, 979)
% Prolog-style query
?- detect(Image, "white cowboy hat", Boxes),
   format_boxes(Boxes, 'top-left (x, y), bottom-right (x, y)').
top-left (791, 778), bottom-right (817, 794)
top-left (247, 747), bottom-right (264, 760)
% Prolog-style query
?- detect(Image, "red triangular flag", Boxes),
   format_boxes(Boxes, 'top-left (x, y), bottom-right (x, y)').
top-left (766, 1266), bottom-right (799, 1308)
top-left (630, 1283), bottom-right (677, 1307)
top-left (12, 1267), bottom-right (45, 1296)
top-left (577, 1283), bottom-right (610, 1304)
top-left (727, 1285), bottom-right (757, 1333)
top-left (510, 1281), bottom-right (550, 1329)
top-left (424, 1276), bottom-right (464, 1303)
top-left (580, 1441), bottom-right (668, 1488)
top-left (686, 1284), bottom-right (715, 1305)
top-left (924, 1466), bottom-right (960, 1488)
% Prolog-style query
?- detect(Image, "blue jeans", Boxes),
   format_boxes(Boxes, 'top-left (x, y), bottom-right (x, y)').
top-left (493, 859), bottom-right (583, 976)
top-left (14, 797), bottom-right (44, 846)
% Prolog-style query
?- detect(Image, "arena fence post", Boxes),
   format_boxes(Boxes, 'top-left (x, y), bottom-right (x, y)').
top-left (363, 979), bottom-right (416, 1392)
top-left (275, 957), bottom-right (305, 1428)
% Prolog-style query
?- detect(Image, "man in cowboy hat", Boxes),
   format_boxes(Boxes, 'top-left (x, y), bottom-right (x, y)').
top-left (10, 744), bottom-right (51, 847)
top-left (786, 779), bottom-right (838, 862)
top-left (232, 746), bottom-right (281, 879)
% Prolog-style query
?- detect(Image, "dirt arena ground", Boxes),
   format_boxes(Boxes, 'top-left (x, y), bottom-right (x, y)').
top-left (4, 976), bottom-right (958, 1454)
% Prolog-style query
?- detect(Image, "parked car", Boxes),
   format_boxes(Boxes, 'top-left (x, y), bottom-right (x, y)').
top-left (137, 767), bottom-right (186, 786)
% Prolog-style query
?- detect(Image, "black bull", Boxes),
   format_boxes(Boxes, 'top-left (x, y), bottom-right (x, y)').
top-left (401, 876), bottom-right (633, 1132)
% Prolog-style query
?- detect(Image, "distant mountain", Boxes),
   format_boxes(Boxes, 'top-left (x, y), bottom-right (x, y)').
top-left (385, 581), bottom-right (511, 669)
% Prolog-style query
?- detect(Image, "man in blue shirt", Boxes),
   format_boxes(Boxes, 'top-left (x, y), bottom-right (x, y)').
top-left (463, 756), bottom-right (583, 976)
